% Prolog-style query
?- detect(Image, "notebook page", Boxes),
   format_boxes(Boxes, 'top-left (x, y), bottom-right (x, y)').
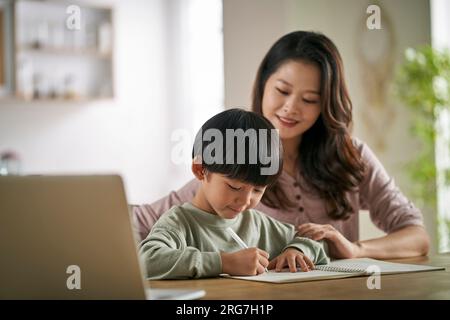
top-left (221, 258), bottom-right (444, 283)
top-left (221, 269), bottom-right (361, 283)
top-left (321, 258), bottom-right (445, 275)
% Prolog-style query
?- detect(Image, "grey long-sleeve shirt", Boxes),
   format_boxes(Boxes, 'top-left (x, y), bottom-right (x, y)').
top-left (140, 203), bottom-right (329, 279)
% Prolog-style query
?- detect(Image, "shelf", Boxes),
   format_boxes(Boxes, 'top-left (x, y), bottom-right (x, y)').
top-left (16, 45), bottom-right (113, 59)
top-left (0, 94), bottom-right (115, 104)
top-left (9, 0), bottom-right (115, 102)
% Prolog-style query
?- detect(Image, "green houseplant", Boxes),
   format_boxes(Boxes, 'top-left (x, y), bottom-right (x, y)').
top-left (395, 45), bottom-right (450, 252)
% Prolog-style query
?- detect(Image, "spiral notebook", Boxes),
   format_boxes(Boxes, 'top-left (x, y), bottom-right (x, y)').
top-left (221, 258), bottom-right (445, 283)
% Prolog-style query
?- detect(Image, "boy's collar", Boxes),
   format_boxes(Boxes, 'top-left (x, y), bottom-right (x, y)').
top-left (183, 202), bottom-right (242, 228)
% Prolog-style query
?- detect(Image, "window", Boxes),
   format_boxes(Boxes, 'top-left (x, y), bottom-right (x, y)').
top-left (431, 0), bottom-right (450, 252)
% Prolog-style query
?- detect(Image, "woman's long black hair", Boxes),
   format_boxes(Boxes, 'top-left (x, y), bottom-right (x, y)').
top-left (252, 31), bottom-right (366, 220)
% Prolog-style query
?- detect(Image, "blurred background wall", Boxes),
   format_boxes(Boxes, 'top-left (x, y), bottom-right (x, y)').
top-left (0, 0), bottom-right (223, 203)
top-left (1, 0), bottom-right (444, 251)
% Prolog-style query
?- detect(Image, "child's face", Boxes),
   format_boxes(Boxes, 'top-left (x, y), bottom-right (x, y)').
top-left (201, 172), bottom-right (267, 219)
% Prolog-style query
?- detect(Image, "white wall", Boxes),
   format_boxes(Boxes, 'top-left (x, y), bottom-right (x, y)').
top-left (431, 0), bottom-right (450, 49)
top-left (0, 0), bottom-right (167, 204)
top-left (223, 0), bottom-right (433, 245)
top-left (0, 0), bottom-right (224, 204)
top-left (223, 0), bottom-right (288, 108)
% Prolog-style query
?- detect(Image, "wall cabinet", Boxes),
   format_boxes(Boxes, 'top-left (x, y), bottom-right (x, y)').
top-left (1, 0), bottom-right (114, 101)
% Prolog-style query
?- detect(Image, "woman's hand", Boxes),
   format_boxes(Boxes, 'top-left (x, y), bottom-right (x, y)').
top-left (297, 223), bottom-right (362, 259)
top-left (268, 248), bottom-right (314, 272)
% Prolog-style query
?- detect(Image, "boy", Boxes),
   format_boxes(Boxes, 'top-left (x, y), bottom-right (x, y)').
top-left (140, 109), bottom-right (329, 279)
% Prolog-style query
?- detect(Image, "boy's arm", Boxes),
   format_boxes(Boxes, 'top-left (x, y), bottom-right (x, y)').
top-left (254, 211), bottom-right (330, 265)
top-left (139, 226), bottom-right (222, 279)
top-left (284, 237), bottom-right (330, 265)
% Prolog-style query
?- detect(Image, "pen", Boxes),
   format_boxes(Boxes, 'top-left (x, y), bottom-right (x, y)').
top-left (226, 227), bottom-right (269, 273)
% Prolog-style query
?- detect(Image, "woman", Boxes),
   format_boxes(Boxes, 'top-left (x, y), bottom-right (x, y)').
top-left (134, 31), bottom-right (429, 259)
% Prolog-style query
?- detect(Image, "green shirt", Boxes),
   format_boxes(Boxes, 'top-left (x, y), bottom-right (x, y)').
top-left (140, 203), bottom-right (329, 279)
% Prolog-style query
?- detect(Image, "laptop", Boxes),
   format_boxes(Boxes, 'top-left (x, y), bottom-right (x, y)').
top-left (0, 175), bottom-right (205, 300)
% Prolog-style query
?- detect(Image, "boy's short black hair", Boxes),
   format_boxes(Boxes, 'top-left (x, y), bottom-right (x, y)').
top-left (192, 108), bottom-right (283, 186)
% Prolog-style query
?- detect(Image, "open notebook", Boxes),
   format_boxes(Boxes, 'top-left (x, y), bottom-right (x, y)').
top-left (221, 258), bottom-right (445, 283)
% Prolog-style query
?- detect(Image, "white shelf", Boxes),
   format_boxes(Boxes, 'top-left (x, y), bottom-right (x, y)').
top-left (16, 45), bottom-right (113, 59)
top-left (11, 0), bottom-right (115, 102)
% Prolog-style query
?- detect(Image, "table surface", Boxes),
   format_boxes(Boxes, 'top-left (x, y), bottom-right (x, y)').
top-left (149, 254), bottom-right (450, 299)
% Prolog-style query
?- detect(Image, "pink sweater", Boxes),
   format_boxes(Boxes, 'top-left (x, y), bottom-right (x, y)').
top-left (133, 139), bottom-right (424, 242)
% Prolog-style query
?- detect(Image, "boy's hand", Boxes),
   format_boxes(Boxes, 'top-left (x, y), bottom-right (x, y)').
top-left (268, 248), bottom-right (315, 272)
top-left (221, 248), bottom-right (269, 276)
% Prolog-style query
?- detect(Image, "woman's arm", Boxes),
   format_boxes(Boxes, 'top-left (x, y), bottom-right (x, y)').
top-left (355, 225), bottom-right (429, 259)
top-left (298, 223), bottom-right (429, 259)
top-left (132, 179), bottom-right (200, 241)
top-left (351, 140), bottom-right (429, 259)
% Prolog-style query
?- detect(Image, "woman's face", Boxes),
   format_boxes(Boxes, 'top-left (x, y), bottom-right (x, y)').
top-left (262, 60), bottom-right (322, 142)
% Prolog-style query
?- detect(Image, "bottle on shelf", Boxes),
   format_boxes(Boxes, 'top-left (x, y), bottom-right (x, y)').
top-left (0, 151), bottom-right (21, 176)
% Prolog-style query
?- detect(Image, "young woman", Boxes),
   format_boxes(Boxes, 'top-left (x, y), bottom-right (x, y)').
top-left (134, 31), bottom-right (429, 259)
